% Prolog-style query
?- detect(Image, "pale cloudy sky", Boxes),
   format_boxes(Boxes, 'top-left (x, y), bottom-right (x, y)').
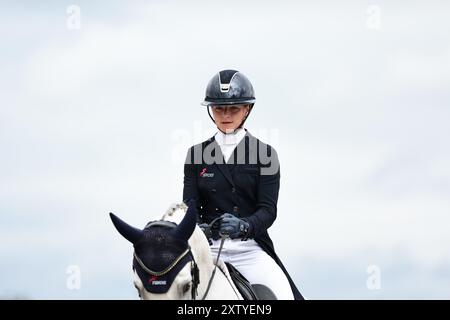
top-left (1, 0), bottom-right (449, 299)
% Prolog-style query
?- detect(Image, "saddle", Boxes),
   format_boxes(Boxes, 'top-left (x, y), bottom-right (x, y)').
top-left (224, 262), bottom-right (277, 300)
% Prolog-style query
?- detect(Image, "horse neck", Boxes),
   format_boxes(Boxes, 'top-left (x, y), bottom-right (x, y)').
top-left (189, 230), bottom-right (241, 300)
top-left (162, 204), bottom-right (241, 300)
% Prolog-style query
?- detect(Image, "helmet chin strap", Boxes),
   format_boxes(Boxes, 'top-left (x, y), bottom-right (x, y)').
top-left (207, 104), bottom-right (254, 135)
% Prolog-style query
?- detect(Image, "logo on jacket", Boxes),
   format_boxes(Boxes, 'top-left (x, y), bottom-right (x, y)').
top-left (200, 167), bottom-right (214, 178)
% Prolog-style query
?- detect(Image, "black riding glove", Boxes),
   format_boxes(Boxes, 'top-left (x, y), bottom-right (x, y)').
top-left (198, 223), bottom-right (212, 238)
top-left (198, 222), bottom-right (221, 241)
top-left (219, 213), bottom-right (250, 240)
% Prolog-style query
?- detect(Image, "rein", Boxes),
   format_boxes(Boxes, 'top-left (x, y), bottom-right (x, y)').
top-left (201, 234), bottom-right (226, 300)
top-left (200, 216), bottom-right (229, 300)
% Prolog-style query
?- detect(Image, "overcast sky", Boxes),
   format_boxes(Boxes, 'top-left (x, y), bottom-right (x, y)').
top-left (1, 0), bottom-right (450, 299)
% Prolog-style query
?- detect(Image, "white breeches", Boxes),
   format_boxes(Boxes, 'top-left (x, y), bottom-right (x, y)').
top-left (210, 238), bottom-right (294, 300)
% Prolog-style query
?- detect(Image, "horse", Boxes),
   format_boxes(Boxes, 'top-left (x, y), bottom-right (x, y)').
top-left (110, 201), bottom-right (243, 300)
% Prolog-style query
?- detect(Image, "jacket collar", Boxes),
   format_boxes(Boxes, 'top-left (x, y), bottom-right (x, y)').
top-left (205, 130), bottom-right (254, 187)
top-left (214, 128), bottom-right (246, 147)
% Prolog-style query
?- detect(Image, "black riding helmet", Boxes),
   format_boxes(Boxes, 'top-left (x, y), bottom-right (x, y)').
top-left (201, 69), bottom-right (255, 133)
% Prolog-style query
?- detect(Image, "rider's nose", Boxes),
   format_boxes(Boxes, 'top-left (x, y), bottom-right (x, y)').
top-left (222, 111), bottom-right (232, 119)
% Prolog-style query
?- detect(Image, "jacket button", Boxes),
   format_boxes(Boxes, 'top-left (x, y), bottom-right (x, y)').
top-left (233, 206), bottom-right (239, 213)
top-left (211, 188), bottom-right (216, 193)
top-left (231, 188), bottom-right (236, 193)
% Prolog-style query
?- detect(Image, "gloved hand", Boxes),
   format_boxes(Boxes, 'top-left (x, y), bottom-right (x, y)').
top-left (198, 223), bottom-right (212, 239)
top-left (219, 213), bottom-right (250, 239)
top-left (199, 222), bottom-right (221, 241)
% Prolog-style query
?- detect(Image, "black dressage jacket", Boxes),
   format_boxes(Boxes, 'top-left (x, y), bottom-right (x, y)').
top-left (182, 130), bottom-right (303, 300)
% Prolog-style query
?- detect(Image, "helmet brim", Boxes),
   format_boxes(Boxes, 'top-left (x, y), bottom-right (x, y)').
top-left (201, 98), bottom-right (255, 106)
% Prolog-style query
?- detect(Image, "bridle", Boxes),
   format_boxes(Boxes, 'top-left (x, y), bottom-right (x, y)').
top-left (132, 219), bottom-right (228, 300)
top-left (132, 220), bottom-right (200, 300)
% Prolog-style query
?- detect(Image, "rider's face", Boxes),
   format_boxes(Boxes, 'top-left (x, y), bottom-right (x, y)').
top-left (211, 104), bottom-right (250, 133)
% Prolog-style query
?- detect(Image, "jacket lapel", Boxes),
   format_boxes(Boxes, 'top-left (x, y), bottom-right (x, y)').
top-left (227, 130), bottom-right (250, 172)
top-left (208, 138), bottom-right (235, 187)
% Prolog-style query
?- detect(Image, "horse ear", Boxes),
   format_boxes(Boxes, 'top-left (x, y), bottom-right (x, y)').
top-left (109, 212), bottom-right (143, 244)
top-left (172, 200), bottom-right (197, 242)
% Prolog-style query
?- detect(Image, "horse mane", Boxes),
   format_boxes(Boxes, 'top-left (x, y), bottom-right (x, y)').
top-left (162, 202), bottom-right (188, 223)
top-left (161, 202), bottom-right (214, 269)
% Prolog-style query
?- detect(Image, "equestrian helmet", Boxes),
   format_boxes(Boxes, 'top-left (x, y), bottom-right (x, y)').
top-left (201, 70), bottom-right (255, 106)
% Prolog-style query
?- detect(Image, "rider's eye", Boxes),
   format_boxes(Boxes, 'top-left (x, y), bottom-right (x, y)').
top-left (182, 283), bottom-right (191, 294)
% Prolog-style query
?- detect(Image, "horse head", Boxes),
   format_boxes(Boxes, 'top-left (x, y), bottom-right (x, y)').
top-left (110, 200), bottom-right (203, 299)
